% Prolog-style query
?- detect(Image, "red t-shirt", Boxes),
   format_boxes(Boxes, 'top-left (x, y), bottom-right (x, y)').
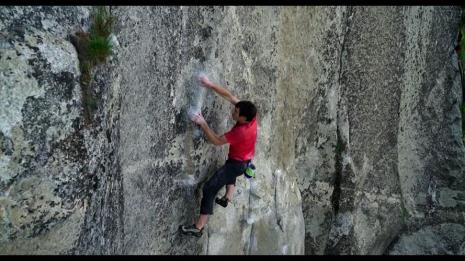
top-left (224, 116), bottom-right (257, 161)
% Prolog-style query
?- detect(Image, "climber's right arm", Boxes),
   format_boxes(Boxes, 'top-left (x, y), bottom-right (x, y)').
top-left (190, 112), bottom-right (228, 146)
top-left (199, 76), bottom-right (239, 105)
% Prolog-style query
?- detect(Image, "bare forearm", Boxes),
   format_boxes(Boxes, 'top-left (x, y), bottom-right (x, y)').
top-left (200, 123), bottom-right (222, 145)
top-left (199, 75), bottom-right (239, 104)
top-left (210, 83), bottom-right (232, 98)
top-left (209, 83), bottom-right (238, 104)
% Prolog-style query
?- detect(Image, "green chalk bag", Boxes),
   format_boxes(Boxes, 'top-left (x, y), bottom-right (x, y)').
top-left (244, 161), bottom-right (256, 179)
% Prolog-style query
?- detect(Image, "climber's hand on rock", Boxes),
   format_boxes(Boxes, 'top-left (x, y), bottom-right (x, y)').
top-left (191, 112), bottom-right (207, 126)
top-left (199, 75), bottom-right (213, 89)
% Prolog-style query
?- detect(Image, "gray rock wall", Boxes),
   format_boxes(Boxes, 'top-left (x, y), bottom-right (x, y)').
top-left (327, 7), bottom-right (407, 254)
top-left (0, 6), bottom-right (90, 254)
top-left (109, 6), bottom-right (305, 254)
top-left (391, 7), bottom-right (465, 254)
top-left (0, 6), bottom-right (463, 255)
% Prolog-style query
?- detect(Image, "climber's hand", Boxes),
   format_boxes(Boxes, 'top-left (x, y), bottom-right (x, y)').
top-left (191, 112), bottom-right (207, 126)
top-left (199, 75), bottom-right (213, 89)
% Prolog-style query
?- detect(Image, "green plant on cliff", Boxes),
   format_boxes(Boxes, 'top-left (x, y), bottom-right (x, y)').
top-left (90, 6), bottom-right (114, 39)
top-left (88, 7), bottom-right (114, 64)
top-left (89, 35), bottom-right (113, 64)
top-left (72, 6), bottom-right (115, 126)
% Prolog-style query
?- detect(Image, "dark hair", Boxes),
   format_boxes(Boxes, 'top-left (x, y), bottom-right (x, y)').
top-left (235, 101), bottom-right (257, 121)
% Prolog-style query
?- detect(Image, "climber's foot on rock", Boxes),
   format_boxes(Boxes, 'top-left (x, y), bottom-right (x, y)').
top-left (215, 196), bottom-right (230, 208)
top-left (179, 224), bottom-right (203, 237)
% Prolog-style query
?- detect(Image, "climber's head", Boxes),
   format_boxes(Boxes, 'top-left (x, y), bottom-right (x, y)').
top-left (232, 101), bottom-right (257, 123)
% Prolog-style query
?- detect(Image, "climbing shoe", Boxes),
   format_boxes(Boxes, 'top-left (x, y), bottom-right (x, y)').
top-left (215, 196), bottom-right (229, 208)
top-left (179, 224), bottom-right (203, 237)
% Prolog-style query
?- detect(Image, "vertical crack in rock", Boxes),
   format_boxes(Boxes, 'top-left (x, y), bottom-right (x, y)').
top-left (337, 7), bottom-right (351, 87)
top-left (184, 123), bottom-right (194, 177)
top-left (274, 172), bottom-right (284, 232)
top-left (247, 180), bottom-right (254, 254)
top-left (331, 127), bottom-right (343, 216)
top-left (205, 227), bottom-right (210, 255)
top-left (325, 7), bottom-right (352, 255)
top-left (116, 155), bottom-right (125, 254)
top-left (330, 6), bottom-right (351, 220)
top-left (248, 222), bottom-right (255, 255)
top-left (73, 82), bottom-right (125, 254)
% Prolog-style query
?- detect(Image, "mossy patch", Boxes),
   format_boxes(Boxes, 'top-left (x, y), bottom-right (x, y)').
top-left (70, 7), bottom-right (115, 126)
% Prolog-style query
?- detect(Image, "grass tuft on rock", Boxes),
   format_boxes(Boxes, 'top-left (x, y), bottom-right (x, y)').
top-left (71, 6), bottom-right (115, 126)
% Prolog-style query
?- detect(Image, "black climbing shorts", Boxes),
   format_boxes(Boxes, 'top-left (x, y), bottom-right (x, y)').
top-left (199, 159), bottom-right (248, 215)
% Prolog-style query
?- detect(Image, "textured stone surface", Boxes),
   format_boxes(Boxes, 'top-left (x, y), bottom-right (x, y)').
top-left (388, 7), bottom-right (465, 254)
top-left (389, 223), bottom-right (465, 255)
top-left (1, 6), bottom-right (464, 255)
top-left (326, 6), bottom-right (406, 254)
top-left (0, 6), bottom-right (90, 254)
top-left (326, 6), bottom-right (465, 255)
top-left (105, 6), bottom-right (305, 254)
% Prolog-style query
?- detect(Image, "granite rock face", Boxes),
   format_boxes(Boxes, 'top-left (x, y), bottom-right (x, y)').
top-left (0, 6), bottom-right (90, 254)
top-left (0, 6), bottom-right (464, 255)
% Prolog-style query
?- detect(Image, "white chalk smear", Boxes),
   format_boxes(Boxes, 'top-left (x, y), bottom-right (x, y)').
top-left (187, 71), bottom-right (207, 120)
top-left (174, 175), bottom-right (198, 187)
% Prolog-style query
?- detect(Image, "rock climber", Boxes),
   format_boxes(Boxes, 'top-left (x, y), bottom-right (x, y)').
top-left (180, 75), bottom-right (258, 237)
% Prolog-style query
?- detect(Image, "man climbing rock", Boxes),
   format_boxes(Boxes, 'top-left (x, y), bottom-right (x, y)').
top-left (180, 75), bottom-right (258, 237)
